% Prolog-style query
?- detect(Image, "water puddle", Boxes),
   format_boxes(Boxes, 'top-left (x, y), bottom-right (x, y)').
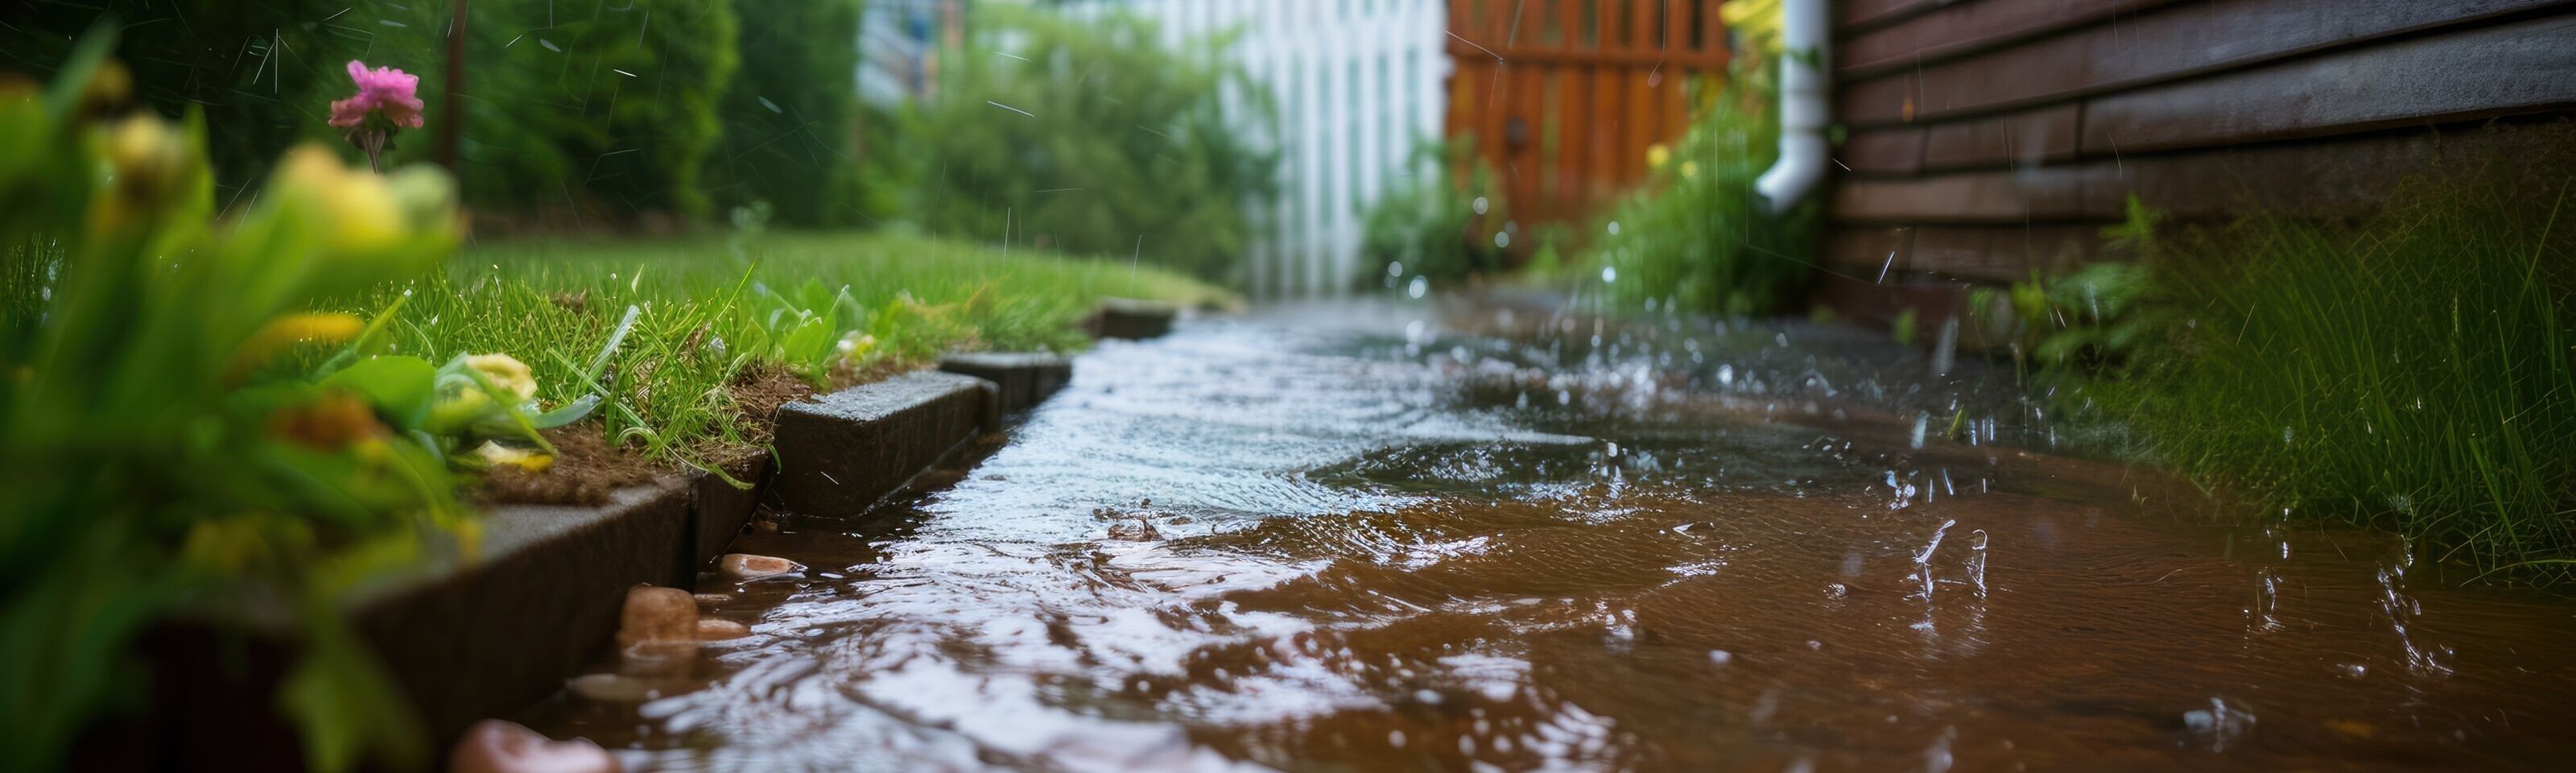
top-left (524, 303), bottom-right (2576, 771)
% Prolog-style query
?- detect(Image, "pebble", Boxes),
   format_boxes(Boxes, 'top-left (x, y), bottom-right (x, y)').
top-left (616, 585), bottom-right (696, 648)
top-left (450, 719), bottom-right (621, 773)
top-left (565, 673), bottom-right (656, 704)
top-left (696, 618), bottom-right (751, 640)
top-left (719, 553), bottom-right (803, 580)
top-left (620, 639), bottom-right (696, 679)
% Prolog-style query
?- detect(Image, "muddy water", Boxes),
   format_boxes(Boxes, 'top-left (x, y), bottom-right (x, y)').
top-left (525, 304), bottom-right (2576, 771)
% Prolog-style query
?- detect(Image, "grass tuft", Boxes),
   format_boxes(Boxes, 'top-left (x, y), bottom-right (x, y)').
top-left (2113, 161), bottom-right (2576, 573)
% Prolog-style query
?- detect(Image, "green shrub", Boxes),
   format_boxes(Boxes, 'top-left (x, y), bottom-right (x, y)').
top-left (902, 9), bottom-right (1276, 280)
top-left (1359, 139), bottom-right (1509, 289)
top-left (703, 0), bottom-right (868, 227)
top-left (472, 0), bottom-right (740, 219)
top-left (1584, 67), bottom-right (1819, 316)
top-left (2112, 159), bottom-right (2576, 573)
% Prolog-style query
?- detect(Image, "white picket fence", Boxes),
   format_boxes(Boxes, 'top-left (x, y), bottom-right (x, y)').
top-left (1051, 0), bottom-right (1453, 298)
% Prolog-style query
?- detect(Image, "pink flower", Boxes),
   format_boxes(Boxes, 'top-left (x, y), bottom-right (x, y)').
top-left (328, 60), bottom-right (423, 130)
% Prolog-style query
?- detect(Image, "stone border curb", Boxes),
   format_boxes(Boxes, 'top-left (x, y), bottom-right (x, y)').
top-left (113, 358), bottom-right (1071, 770)
top-left (770, 370), bottom-right (998, 517)
top-left (938, 351), bottom-right (1072, 414)
top-left (1090, 297), bottom-right (1179, 340)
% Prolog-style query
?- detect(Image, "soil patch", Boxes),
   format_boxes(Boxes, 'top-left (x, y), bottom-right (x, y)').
top-left (477, 427), bottom-right (654, 506)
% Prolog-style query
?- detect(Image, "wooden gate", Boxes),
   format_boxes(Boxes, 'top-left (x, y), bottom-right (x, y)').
top-left (1445, 0), bottom-right (1732, 233)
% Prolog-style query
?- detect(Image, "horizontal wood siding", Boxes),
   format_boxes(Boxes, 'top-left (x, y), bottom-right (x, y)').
top-left (1822, 0), bottom-right (2576, 295)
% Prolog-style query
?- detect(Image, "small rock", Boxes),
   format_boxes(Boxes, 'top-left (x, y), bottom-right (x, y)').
top-left (619, 639), bottom-right (696, 679)
top-left (565, 673), bottom-right (655, 704)
top-left (616, 585), bottom-right (696, 648)
top-left (719, 552), bottom-right (803, 580)
top-left (696, 618), bottom-right (750, 640)
top-left (450, 719), bottom-right (620, 773)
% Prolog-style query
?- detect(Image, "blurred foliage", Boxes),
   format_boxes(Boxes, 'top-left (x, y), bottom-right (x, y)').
top-left (1, 0), bottom-right (748, 222)
top-left (1360, 138), bottom-right (1510, 290)
top-left (704, 0), bottom-right (871, 228)
top-left (1584, 65), bottom-right (1819, 316)
top-left (899, 8), bottom-right (1277, 281)
top-left (1719, 0), bottom-right (1785, 57)
top-left (0, 39), bottom-right (469, 771)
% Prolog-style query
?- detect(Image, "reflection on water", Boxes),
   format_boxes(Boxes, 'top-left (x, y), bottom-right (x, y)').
top-left (524, 303), bottom-right (2576, 771)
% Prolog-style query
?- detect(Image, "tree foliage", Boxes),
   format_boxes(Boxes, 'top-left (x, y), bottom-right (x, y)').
top-left (704, 0), bottom-right (869, 228)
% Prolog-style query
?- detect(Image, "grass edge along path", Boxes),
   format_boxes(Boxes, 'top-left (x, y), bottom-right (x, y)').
top-left (356, 229), bottom-right (1230, 490)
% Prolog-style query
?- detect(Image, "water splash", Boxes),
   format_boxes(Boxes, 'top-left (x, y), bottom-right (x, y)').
top-left (1964, 530), bottom-right (1989, 600)
top-left (1909, 519), bottom-right (1958, 602)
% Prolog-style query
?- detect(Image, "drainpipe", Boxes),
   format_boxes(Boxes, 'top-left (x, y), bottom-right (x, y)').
top-left (1755, 0), bottom-right (1831, 214)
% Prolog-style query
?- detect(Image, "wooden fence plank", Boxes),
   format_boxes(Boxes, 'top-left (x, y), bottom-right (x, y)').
top-left (2082, 14), bottom-right (2576, 155)
top-left (1842, 0), bottom-right (1946, 34)
top-left (1834, 166), bottom-right (2098, 223)
top-left (1840, 0), bottom-right (2569, 126)
top-left (1839, 126), bottom-right (1927, 175)
top-left (1835, 119), bottom-right (2574, 225)
top-left (1924, 103), bottom-right (2083, 170)
top-left (1841, 0), bottom-right (2182, 78)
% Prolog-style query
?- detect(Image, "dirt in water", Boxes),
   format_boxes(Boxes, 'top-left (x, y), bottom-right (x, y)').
top-left (522, 304), bottom-right (2576, 771)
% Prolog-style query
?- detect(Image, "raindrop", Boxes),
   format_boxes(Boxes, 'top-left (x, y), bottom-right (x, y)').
top-left (1406, 276), bottom-right (1429, 299)
top-left (1600, 266), bottom-right (1617, 283)
top-left (1387, 261), bottom-right (1405, 278)
top-left (1607, 220), bottom-right (1621, 235)
top-left (1494, 231), bottom-right (1511, 249)
top-left (1472, 196), bottom-right (1489, 215)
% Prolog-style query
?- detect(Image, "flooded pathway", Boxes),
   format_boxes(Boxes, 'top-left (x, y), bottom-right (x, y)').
top-left (526, 304), bottom-right (2576, 771)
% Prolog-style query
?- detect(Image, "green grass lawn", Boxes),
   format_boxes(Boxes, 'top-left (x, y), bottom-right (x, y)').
top-left (353, 230), bottom-right (1230, 470)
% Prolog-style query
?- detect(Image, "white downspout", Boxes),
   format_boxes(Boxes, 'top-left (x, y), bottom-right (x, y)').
top-left (1755, 0), bottom-right (1831, 214)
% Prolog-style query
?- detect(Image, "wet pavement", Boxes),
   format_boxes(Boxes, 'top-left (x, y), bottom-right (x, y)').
top-left (524, 302), bottom-right (2576, 771)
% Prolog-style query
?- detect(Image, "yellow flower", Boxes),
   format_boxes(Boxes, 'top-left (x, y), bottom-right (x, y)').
top-left (271, 145), bottom-right (403, 254)
top-left (836, 332), bottom-right (877, 360)
top-left (1645, 144), bottom-right (1670, 169)
top-left (427, 353), bottom-right (538, 434)
top-left (462, 353), bottom-right (537, 402)
top-left (470, 440), bottom-right (553, 473)
top-left (225, 312), bottom-right (364, 382)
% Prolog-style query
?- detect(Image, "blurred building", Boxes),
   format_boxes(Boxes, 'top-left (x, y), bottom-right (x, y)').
top-left (861, 0), bottom-right (963, 105)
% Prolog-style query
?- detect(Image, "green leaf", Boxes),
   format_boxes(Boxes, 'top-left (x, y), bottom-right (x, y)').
top-left (279, 607), bottom-right (426, 773)
top-left (322, 357), bottom-right (438, 430)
